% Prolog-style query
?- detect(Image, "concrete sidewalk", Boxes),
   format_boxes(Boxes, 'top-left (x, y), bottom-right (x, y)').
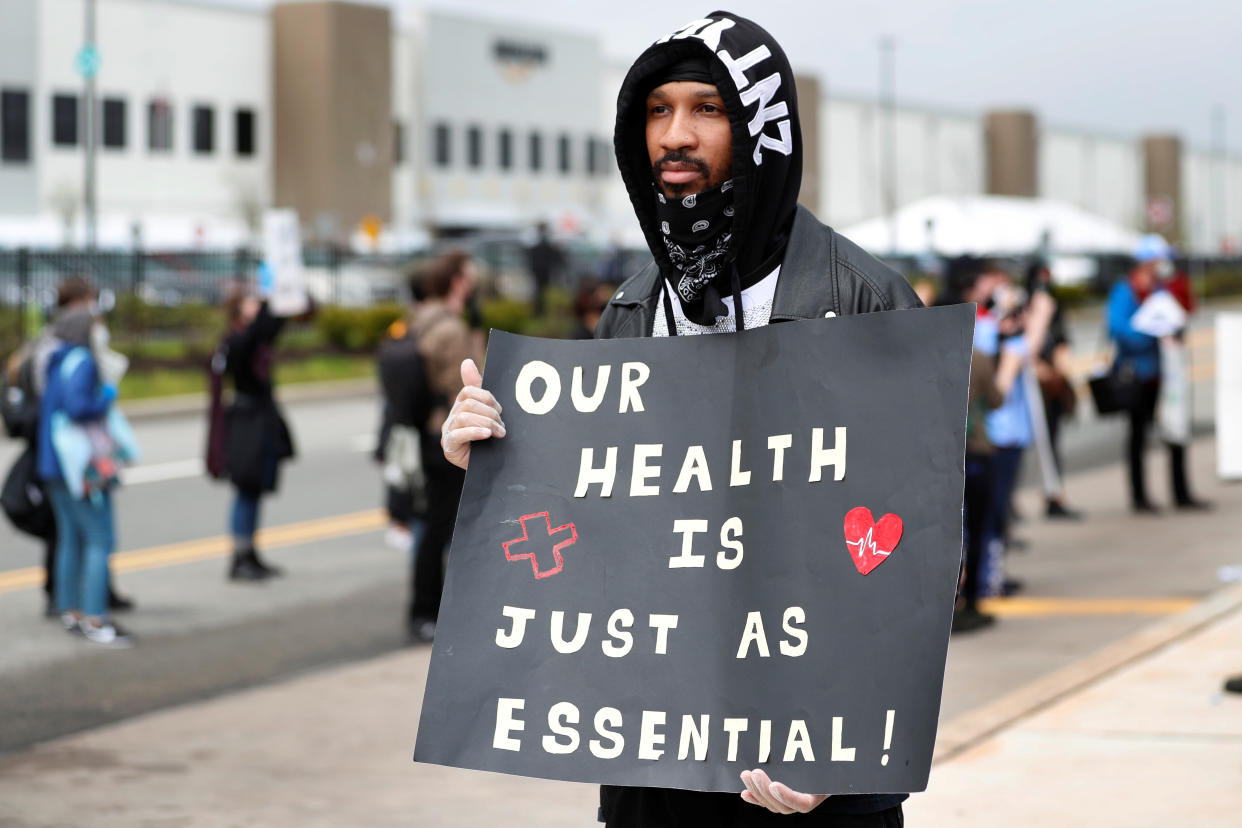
top-left (909, 588), bottom-right (1242, 826)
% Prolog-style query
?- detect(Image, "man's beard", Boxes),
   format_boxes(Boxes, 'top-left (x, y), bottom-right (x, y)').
top-left (651, 150), bottom-right (720, 198)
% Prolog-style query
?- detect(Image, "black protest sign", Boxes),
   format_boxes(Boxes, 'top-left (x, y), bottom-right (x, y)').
top-left (414, 304), bottom-right (974, 794)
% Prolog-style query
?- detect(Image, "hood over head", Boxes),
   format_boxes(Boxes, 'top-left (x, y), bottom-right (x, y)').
top-left (52, 305), bottom-right (94, 347)
top-left (614, 11), bottom-right (802, 324)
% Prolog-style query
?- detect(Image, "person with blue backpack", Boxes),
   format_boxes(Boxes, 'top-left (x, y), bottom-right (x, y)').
top-left (37, 301), bottom-right (138, 647)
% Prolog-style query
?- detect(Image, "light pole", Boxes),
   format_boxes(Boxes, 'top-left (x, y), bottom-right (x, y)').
top-left (879, 36), bottom-right (897, 256)
top-left (82, 0), bottom-right (97, 251)
top-left (1213, 106), bottom-right (1227, 254)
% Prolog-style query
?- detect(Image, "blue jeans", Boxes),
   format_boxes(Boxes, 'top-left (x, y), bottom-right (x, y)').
top-left (231, 490), bottom-right (261, 548)
top-left (48, 481), bottom-right (114, 617)
top-left (980, 445), bottom-right (1025, 596)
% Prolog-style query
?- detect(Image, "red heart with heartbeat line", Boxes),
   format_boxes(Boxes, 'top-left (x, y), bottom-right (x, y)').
top-left (843, 507), bottom-right (903, 576)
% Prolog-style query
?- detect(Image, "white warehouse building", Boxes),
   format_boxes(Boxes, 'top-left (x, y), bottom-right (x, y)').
top-left (0, 0), bottom-right (1240, 256)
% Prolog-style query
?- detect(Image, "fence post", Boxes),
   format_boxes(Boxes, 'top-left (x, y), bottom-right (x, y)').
top-left (329, 243), bottom-right (342, 305)
top-left (235, 246), bottom-right (250, 289)
top-left (17, 247), bottom-right (30, 344)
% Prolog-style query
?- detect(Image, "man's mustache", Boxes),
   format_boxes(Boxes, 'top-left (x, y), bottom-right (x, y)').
top-left (651, 151), bottom-right (709, 178)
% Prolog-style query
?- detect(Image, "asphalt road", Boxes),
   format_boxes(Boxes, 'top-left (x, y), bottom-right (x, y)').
top-left (0, 301), bottom-right (1236, 756)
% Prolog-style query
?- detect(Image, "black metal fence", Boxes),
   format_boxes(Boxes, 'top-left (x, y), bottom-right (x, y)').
top-left (0, 245), bottom-right (424, 354)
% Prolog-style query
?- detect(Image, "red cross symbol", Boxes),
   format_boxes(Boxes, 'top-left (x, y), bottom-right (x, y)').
top-left (502, 512), bottom-right (579, 579)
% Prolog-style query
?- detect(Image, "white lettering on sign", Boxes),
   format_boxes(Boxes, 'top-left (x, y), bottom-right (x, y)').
top-left (575, 430), bottom-right (849, 499)
top-left (515, 360), bottom-right (648, 415)
top-left (638, 710), bottom-right (667, 760)
top-left (543, 701), bottom-right (580, 754)
top-left (678, 714), bottom-right (710, 760)
top-left (493, 698), bottom-right (525, 751)
top-left (491, 699), bottom-right (897, 766)
top-left (571, 365), bottom-right (611, 413)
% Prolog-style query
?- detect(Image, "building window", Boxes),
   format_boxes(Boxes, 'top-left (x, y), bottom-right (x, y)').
top-left (433, 122), bottom-right (451, 167)
top-left (192, 105), bottom-right (214, 154)
top-left (52, 94), bottom-right (78, 146)
top-left (1, 89), bottom-right (31, 163)
top-left (393, 120), bottom-right (404, 165)
top-left (498, 128), bottom-right (512, 171)
top-left (101, 97), bottom-right (125, 149)
top-left (528, 131), bottom-right (542, 172)
top-left (467, 125), bottom-right (483, 170)
top-left (585, 135), bottom-right (597, 175)
top-left (557, 133), bottom-right (572, 174)
top-left (595, 138), bottom-right (612, 176)
top-left (234, 108), bottom-right (255, 157)
top-left (148, 99), bottom-right (173, 151)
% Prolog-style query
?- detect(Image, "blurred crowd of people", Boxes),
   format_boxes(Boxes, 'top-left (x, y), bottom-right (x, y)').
top-left (926, 234), bottom-right (1209, 634)
top-left (2, 231), bottom-right (1215, 652)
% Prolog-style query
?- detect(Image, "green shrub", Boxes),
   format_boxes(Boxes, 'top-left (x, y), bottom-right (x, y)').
top-left (1050, 283), bottom-right (1094, 310)
top-left (480, 296), bottom-right (533, 334)
top-left (1202, 266), bottom-right (1242, 299)
top-left (315, 303), bottom-right (404, 351)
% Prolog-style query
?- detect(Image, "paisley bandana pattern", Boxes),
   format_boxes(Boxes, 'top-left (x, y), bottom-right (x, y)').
top-left (654, 179), bottom-right (735, 310)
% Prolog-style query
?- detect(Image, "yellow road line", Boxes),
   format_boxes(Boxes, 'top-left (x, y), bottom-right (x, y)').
top-left (0, 508), bottom-right (387, 594)
top-left (979, 596), bottom-right (1197, 617)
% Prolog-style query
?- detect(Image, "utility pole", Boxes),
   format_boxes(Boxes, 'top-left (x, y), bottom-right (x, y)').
top-left (83, 0), bottom-right (98, 251)
top-left (879, 36), bottom-right (897, 256)
top-left (1213, 106), bottom-right (1227, 254)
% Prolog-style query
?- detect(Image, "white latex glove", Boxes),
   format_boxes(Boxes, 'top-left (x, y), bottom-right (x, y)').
top-left (740, 769), bottom-right (830, 815)
top-left (441, 359), bottom-right (506, 470)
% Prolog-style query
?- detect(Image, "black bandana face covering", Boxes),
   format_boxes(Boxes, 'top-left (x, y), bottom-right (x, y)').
top-left (655, 179), bottom-right (736, 317)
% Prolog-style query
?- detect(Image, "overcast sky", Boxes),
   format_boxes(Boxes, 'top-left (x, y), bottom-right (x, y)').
top-left (223, 0), bottom-right (1241, 154)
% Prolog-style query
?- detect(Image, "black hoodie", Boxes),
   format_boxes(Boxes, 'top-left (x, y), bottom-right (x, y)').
top-left (603, 17), bottom-right (911, 821)
top-left (614, 12), bottom-right (802, 320)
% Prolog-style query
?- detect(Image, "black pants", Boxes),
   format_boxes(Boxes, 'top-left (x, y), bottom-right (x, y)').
top-left (386, 484), bottom-right (414, 525)
top-left (1126, 380), bottom-right (1192, 507)
top-left (962, 454), bottom-right (993, 610)
top-left (409, 460), bottom-right (466, 621)
top-left (600, 788), bottom-right (903, 827)
top-left (1043, 394), bottom-right (1065, 499)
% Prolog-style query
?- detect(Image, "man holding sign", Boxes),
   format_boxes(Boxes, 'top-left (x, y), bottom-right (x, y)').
top-left (427, 12), bottom-right (967, 827)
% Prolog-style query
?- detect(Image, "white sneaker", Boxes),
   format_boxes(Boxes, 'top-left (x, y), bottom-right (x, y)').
top-left (61, 612), bottom-right (81, 634)
top-left (385, 526), bottom-right (414, 553)
top-left (80, 620), bottom-right (134, 648)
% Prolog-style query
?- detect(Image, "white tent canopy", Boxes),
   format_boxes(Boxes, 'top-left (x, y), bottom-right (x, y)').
top-left (838, 195), bottom-right (1143, 257)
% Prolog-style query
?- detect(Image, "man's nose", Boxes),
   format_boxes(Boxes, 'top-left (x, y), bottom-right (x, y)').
top-left (660, 110), bottom-right (698, 151)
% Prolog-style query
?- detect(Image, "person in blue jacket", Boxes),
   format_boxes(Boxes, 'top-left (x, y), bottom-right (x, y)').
top-left (37, 303), bottom-right (131, 648)
top-left (1107, 238), bottom-right (1206, 512)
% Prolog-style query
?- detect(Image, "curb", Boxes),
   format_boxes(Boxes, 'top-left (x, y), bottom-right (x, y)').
top-left (119, 377), bottom-right (378, 422)
top-left (933, 581), bottom-right (1242, 763)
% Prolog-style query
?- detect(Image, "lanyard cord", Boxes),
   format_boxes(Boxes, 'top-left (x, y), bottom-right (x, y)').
top-left (730, 264), bottom-right (746, 333)
top-left (659, 265), bottom-right (747, 337)
top-left (660, 277), bottom-right (678, 337)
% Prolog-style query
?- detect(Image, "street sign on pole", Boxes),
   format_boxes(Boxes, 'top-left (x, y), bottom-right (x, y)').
top-left (75, 44), bottom-right (100, 78)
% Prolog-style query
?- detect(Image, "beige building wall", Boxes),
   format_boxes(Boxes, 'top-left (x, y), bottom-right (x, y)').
top-left (273, 1), bottom-right (391, 240)
top-left (1143, 134), bottom-right (1182, 242)
top-left (795, 74), bottom-right (820, 216)
top-left (985, 110), bottom-right (1038, 197)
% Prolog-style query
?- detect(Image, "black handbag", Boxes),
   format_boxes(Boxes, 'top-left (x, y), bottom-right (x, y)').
top-left (1088, 360), bottom-right (1139, 415)
top-left (1, 444), bottom-right (55, 540)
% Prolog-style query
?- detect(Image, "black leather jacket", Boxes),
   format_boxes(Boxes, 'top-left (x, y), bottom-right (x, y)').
top-left (597, 205), bottom-right (922, 340)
